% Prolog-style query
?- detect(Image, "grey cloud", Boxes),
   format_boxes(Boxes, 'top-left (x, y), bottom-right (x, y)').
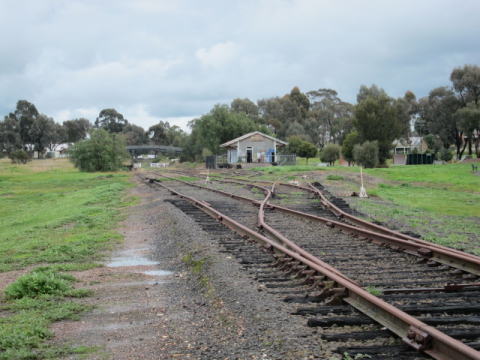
top-left (0, 0), bottom-right (479, 130)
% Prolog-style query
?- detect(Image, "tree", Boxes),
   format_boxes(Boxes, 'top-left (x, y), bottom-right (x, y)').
top-left (342, 131), bottom-right (360, 166)
top-left (257, 87), bottom-right (310, 138)
top-left (307, 89), bottom-right (354, 147)
top-left (95, 109), bottom-right (128, 133)
top-left (148, 121), bottom-right (169, 145)
top-left (63, 118), bottom-right (91, 143)
top-left (185, 105), bottom-right (260, 157)
top-left (285, 121), bottom-right (308, 139)
top-left (320, 143), bottom-right (340, 165)
top-left (289, 86), bottom-right (310, 120)
top-left (353, 141), bottom-right (379, 168)
top-left (450, 65), bottom-right (480, 106)
top-left (286, 135), bottom-right (305, 154)
top-left (298, 141), bottom-right (318, 164)
top-left (230, 98), bottom-right (259, 121)
top-left (0, 115), bottom-right (22, 154)
top-left (8, 100), bottom-right (39, 149)
top-left (356, 84), bottom-right (388, 103)
top-left (416, 87), bottom-right (464, 159)
top-left (29, 115), bottom-right (58, 155)
top-left (423, 134), bottom-right (443, 157)
top-left (47, 122), bottom-right (67, 151)
top-left (122, 123), bottom-right (148, 145)
top-left (147, 121), bottom-right (187, 147)
top-left (69, 129), bottom-right (129, 171)
top-left (354, 87), bottom-right (407, 165)
top-left (455, 104), bottom-right (480, 157)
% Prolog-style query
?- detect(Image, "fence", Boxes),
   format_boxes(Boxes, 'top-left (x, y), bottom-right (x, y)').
top-left (406, 153), bottom-right (434, 165)
top-left (276, 154), bottom-right (296, 165)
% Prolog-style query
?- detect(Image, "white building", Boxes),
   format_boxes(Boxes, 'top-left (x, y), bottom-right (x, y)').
top-left (220, 131), bottom-right (288, 164)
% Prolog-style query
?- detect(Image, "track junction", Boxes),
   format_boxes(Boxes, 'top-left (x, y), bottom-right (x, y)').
top-left (141, 170), bottom-right (480, 360)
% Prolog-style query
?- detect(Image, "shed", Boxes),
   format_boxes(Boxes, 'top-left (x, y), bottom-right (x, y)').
top-left (220, 131), bottom-right (288, 164)
top-left (393, 137), bottom-right (427, 155)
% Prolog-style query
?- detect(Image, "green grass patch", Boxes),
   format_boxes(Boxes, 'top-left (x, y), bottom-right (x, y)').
top-left (0, 269), bottom-right (92, 359)
top-left (333, 163), bottom-right (480, 251)
top-left (0, 160), bottom-right (131, 271)
top-left (364, 286), bottom-right (382, 296)
top-left (0, 159), bottom-right (132, 358)
top-left (326, 174), bottom-right (344, 181)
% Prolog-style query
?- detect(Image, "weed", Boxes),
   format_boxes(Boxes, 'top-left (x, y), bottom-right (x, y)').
top-left (182, 253), bottom-right (208, 274)
top-left (326, 175), bottom-right (344, 181)
top-left (364, 286), bottom-right (382, 296)
top-left (5, 271), bottom-right (74, 299)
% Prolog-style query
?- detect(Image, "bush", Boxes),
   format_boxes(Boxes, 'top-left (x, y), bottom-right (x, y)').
top-left (341, 131), bottom-right (360, 165)
top-left (439, 148), bottom-right (453, 162)
top-left (353, 140), bottom-right (379, 168)
top-left (69, 129), bottom-right (130, 171)
top-left (320, 143), bottom-right (340, 165)
top-left (5, 271), bottom-right (74, 299)
top-left (8, 149), bottom-right (30, 164)
top-left (297, 141), bottom-right (318, 163)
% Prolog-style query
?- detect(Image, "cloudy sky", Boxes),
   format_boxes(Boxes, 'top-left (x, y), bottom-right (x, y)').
top-left (1, 0), bottom-right (479, 131)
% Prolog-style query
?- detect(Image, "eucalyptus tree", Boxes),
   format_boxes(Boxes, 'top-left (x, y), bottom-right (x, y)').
top-left (95, 108), bottom-right (128, 133)
top-left (63, 118), bottom-right (91, 143)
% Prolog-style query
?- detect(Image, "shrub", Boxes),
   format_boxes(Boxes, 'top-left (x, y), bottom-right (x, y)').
top-left (69, 129), bottom-right (129, 171)
top-left (297, 141), bottom-right (318, 164)
top-left (8, 149), bottom-right (30, 164)
top-left (5, 271), bottom-right (74, 299)
top-left (320, 143), bottom-right (340, 166)
top-left (439, 147), bottom-right (453, 162)
top-left (353, 141), bottom-right (379, 168)
top-left (341, 131), bottom-right (360, 166)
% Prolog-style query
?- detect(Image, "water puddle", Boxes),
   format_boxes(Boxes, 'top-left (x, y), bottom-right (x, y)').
top-left (107, 256), bottom-right (158, 267)
top-left (143, 270), bottom-right (173, 277)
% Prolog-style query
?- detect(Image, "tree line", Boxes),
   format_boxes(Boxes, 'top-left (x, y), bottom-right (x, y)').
top-left (1, 64), bottom-right (478, 168)
top-left (184, 64), bottom-right (480, 166)
top-left (0, 102), bottom-right (187, 163)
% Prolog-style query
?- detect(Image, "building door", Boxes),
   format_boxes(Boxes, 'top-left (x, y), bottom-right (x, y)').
top-left (229, 149), bottom-right (237, 163)
top-left (246, 147), bottom-right (253, 163)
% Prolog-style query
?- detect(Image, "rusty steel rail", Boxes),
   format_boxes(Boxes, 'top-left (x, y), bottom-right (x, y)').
top-left (190, 175), bottom-right (480, 276)
top-left (206, 175), bottom-right (480, 275)
top-left (144, 175), bottom-right (480, 360)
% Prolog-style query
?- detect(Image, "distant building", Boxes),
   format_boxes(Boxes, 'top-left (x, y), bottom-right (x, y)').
top-left (393, 137), bottom-right (427, 154)
top-left (220, 131), bottom-right (288, 164)
top-left (393, 137), bottom-right (428, 165)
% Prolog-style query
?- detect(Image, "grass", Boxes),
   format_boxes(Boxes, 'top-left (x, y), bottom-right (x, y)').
top-left (0, 158), bottom-right (132, 358)
top-left (326, 174), bottom-right (344, 181)
top-left (364, 286), bottom-right (382, 296)
top-left (334, 163), bottom-right (480, 252)
top-left (0, 159), bottom-right (132, 271)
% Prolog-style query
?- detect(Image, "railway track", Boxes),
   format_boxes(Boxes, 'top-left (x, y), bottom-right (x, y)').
top-left (142, 172), bottom-right (480, 360)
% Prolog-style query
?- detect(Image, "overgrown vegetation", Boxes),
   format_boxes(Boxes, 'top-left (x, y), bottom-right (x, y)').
top-left (69, 129), bottom-right (130, 171)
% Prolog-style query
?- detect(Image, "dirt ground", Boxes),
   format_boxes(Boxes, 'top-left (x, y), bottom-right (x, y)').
top-left (52, 177), bottom-right (330, 360)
